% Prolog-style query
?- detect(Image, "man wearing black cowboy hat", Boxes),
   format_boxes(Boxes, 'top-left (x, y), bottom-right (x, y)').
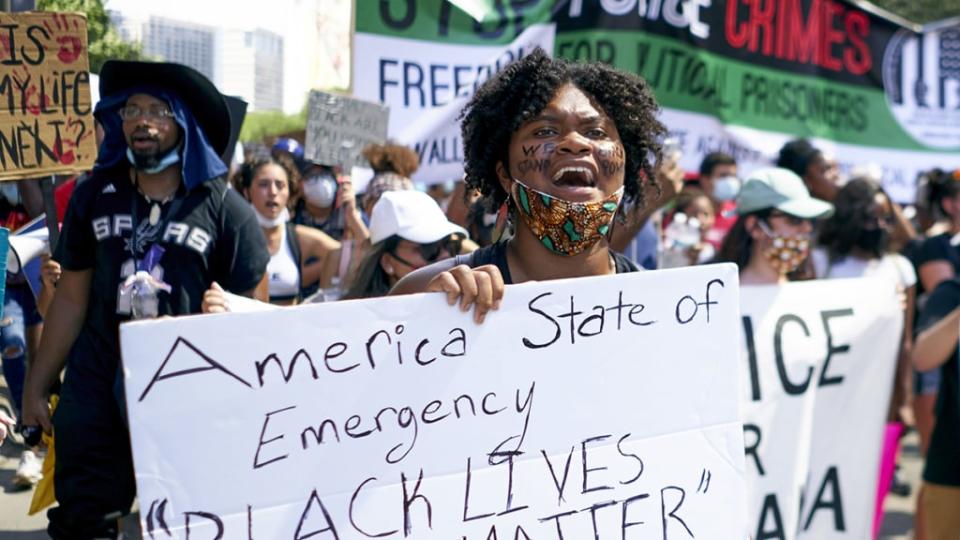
top-left (20, 61), bottom-right (269, 539)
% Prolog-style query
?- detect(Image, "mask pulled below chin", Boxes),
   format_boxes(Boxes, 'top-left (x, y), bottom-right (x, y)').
top-left (511, 178), bottom-right (623, 257)
top-left (255, 207), bottom-right (290, 228)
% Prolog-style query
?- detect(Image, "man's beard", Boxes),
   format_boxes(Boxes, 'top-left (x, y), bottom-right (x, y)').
top-left (130, 147), bottom-right (163, 170)
top-left (130, 142), bottom-right (179, 171)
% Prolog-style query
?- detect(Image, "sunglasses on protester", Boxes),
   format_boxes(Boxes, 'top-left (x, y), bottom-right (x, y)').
top-left (388, 234), bottom-right (463, 269)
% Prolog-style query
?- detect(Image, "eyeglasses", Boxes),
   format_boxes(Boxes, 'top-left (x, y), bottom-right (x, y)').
top-left (767, 211), bottom-right (813, 227)
top-left (389, 235), bottom-right (463, 269)
top-left (119, 105), bottom-right (175, 122)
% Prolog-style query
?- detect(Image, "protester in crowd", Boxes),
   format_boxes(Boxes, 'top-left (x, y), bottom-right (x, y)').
top-left (292, 163), bottom-right (369, 244)
top-left (715, 168), bottom-right (833, 285)
top-left (914, 168), bottom-right (960, 292)
top-left (607, 157), bottom-right (684, 270)
top-left (913, 168), bottom-right (960, 419)
top-left (776, 139), bottom-right (839, 202)
top-left (465, 198), bottom-right (502, 248)
top-left (911, 278), bottom-right (960, 538)
top-left (426, 180), bottom-right (456, 211)
top-left (20, 61), bottom-right (269, 539)
top-left (1, 276), bottom-right (45, 488)
top-left (234, 154), bottom-right (341, 304)
top-left (694, 152), bottom-right (739, 248)
top-left (0, 177), bottom-right (60, 489)
top-left (445, 180), bottom-right (477, 229)
top-left (271, 137), bottom-right (305, 170)
top-left (391, 48), bottom-right (665, 320)
top-left (343, 191), bottom-right (469, 299)
top-left (813, 178), bottom-right (915, 398)
top-left (360, 142), bottom-right (418, 216)
top-left (661, 187), bottom-right (716, 267)
top-left (813, 178), bottom-right (917, 496)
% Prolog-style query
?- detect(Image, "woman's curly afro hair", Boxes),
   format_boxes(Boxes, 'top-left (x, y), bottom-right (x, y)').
top-left (460, 48), bottom-right (665, 210)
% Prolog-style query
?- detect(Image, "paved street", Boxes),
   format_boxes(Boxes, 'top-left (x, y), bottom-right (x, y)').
top-left (0, 378), bottom-right (923, 539)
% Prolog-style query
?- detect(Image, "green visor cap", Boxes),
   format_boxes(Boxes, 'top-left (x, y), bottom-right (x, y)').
top-left (736, 167), bottom-right (834, 219)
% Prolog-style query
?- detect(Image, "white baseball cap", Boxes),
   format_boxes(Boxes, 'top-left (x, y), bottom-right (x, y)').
top-left (369, 191), bottom-right (468, 245)
top-left (736, 167), bottom-right (833, 219)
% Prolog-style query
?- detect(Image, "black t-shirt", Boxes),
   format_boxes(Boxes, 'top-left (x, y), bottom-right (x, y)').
top-left (293, 201), bottom-right (345, 241)
top-left (915, 278), bottom-right (960, 486)
top-left (459, 241), bottom-right (638, 284)
top-left (54, 164), bottom-right (269, 381)
top-left (915, 232), bottom-right (960, 279)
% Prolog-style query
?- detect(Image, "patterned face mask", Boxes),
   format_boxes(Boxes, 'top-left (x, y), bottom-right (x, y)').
top-left (511, 178), bottom-right (623, 256)
top-left (757, 220), bottom-right (810, 274)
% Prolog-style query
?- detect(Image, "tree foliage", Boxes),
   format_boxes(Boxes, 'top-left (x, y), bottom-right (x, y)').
top-left (36, 0), bottom-right (144, 73)
top-left (869, 0), bottom-right (960, 24)
top-left (239, 107), bottom-right (308, 143)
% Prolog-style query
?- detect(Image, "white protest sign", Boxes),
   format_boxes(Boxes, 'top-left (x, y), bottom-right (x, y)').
top-left (739, 279), bottom-right (903, 540)
top-left (121, 264), bottom-right (748, 538)
top-left (304, 90), bottom-right (389, 170)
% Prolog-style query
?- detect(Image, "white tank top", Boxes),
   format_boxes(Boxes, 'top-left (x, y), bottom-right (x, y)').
top-left (267, 225), bottom-right (300, 301)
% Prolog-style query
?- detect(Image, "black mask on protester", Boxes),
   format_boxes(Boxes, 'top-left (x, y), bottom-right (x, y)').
top-left (856, 227), bottom-right (888, 256)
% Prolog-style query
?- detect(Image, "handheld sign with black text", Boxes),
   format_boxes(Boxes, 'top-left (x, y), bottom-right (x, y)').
top-left (121, 265), bottom-right (748, 538)
top-left (0, 11), bottom-right (96, 180)
top-left (304, 90), bottom-right (389, 170)
top-left (740, 279), bottom-right (903, 540)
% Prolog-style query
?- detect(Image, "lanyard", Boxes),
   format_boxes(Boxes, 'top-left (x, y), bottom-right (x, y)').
top-left (129, 186), bottom-right (185, 270)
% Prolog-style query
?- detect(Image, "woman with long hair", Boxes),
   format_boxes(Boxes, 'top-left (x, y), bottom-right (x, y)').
top-left (233, 154), bottom-right (340, 305)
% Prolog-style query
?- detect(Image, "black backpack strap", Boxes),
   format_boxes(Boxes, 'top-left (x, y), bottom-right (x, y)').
top-left (285, 222), bottom-right (305, 301)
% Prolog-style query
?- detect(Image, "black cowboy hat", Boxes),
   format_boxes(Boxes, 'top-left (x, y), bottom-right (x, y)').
top-left (99, 60), bottom-right (232, 157)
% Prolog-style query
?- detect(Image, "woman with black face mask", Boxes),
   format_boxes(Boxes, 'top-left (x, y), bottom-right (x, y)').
top-left (813, 178), bottom-right (915, 301)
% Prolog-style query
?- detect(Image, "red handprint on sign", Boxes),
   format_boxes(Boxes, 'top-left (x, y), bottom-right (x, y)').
top-left (11, 65), bottom-right (53, 117)
top-left (0, 33), bottom-right (10, 62)
top-left (54, 116), bottom-right (92, 165)
top-left (42, 14), bottom-right (84, 65)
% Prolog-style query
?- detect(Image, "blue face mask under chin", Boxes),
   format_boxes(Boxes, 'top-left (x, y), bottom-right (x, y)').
top-left (126, 146), bottom-right (181, 174)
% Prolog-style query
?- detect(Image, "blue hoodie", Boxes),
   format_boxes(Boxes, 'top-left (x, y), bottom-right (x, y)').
top-left (93, 85), bottom-right (228, 190)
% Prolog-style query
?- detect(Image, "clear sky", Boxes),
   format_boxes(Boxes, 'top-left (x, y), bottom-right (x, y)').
top-left (104, 0), bottom-right (295, 35)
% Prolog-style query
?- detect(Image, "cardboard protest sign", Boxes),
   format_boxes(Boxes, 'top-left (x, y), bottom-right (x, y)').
top-left (304, 90), bottom-right (389, 170)
top-left (0, 12), bottom-right (96, 181)
top-left (740, 279), bottom-right (903, 540)
top-left (121, 265), bottom-right (748, 538)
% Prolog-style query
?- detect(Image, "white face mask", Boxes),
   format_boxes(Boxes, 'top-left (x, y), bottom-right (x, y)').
top-left (712, 175), bottom-right (741, 201)
top-left (255, 206), bottom-right (289, 228)
top-left (302, 175), bottom-right (338, 208)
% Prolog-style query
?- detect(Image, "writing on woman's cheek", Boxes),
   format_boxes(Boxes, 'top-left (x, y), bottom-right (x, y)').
top-left (517, 143), bottom-right (557, 175)
top-left (598, 143), bottom-right (625, 177)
